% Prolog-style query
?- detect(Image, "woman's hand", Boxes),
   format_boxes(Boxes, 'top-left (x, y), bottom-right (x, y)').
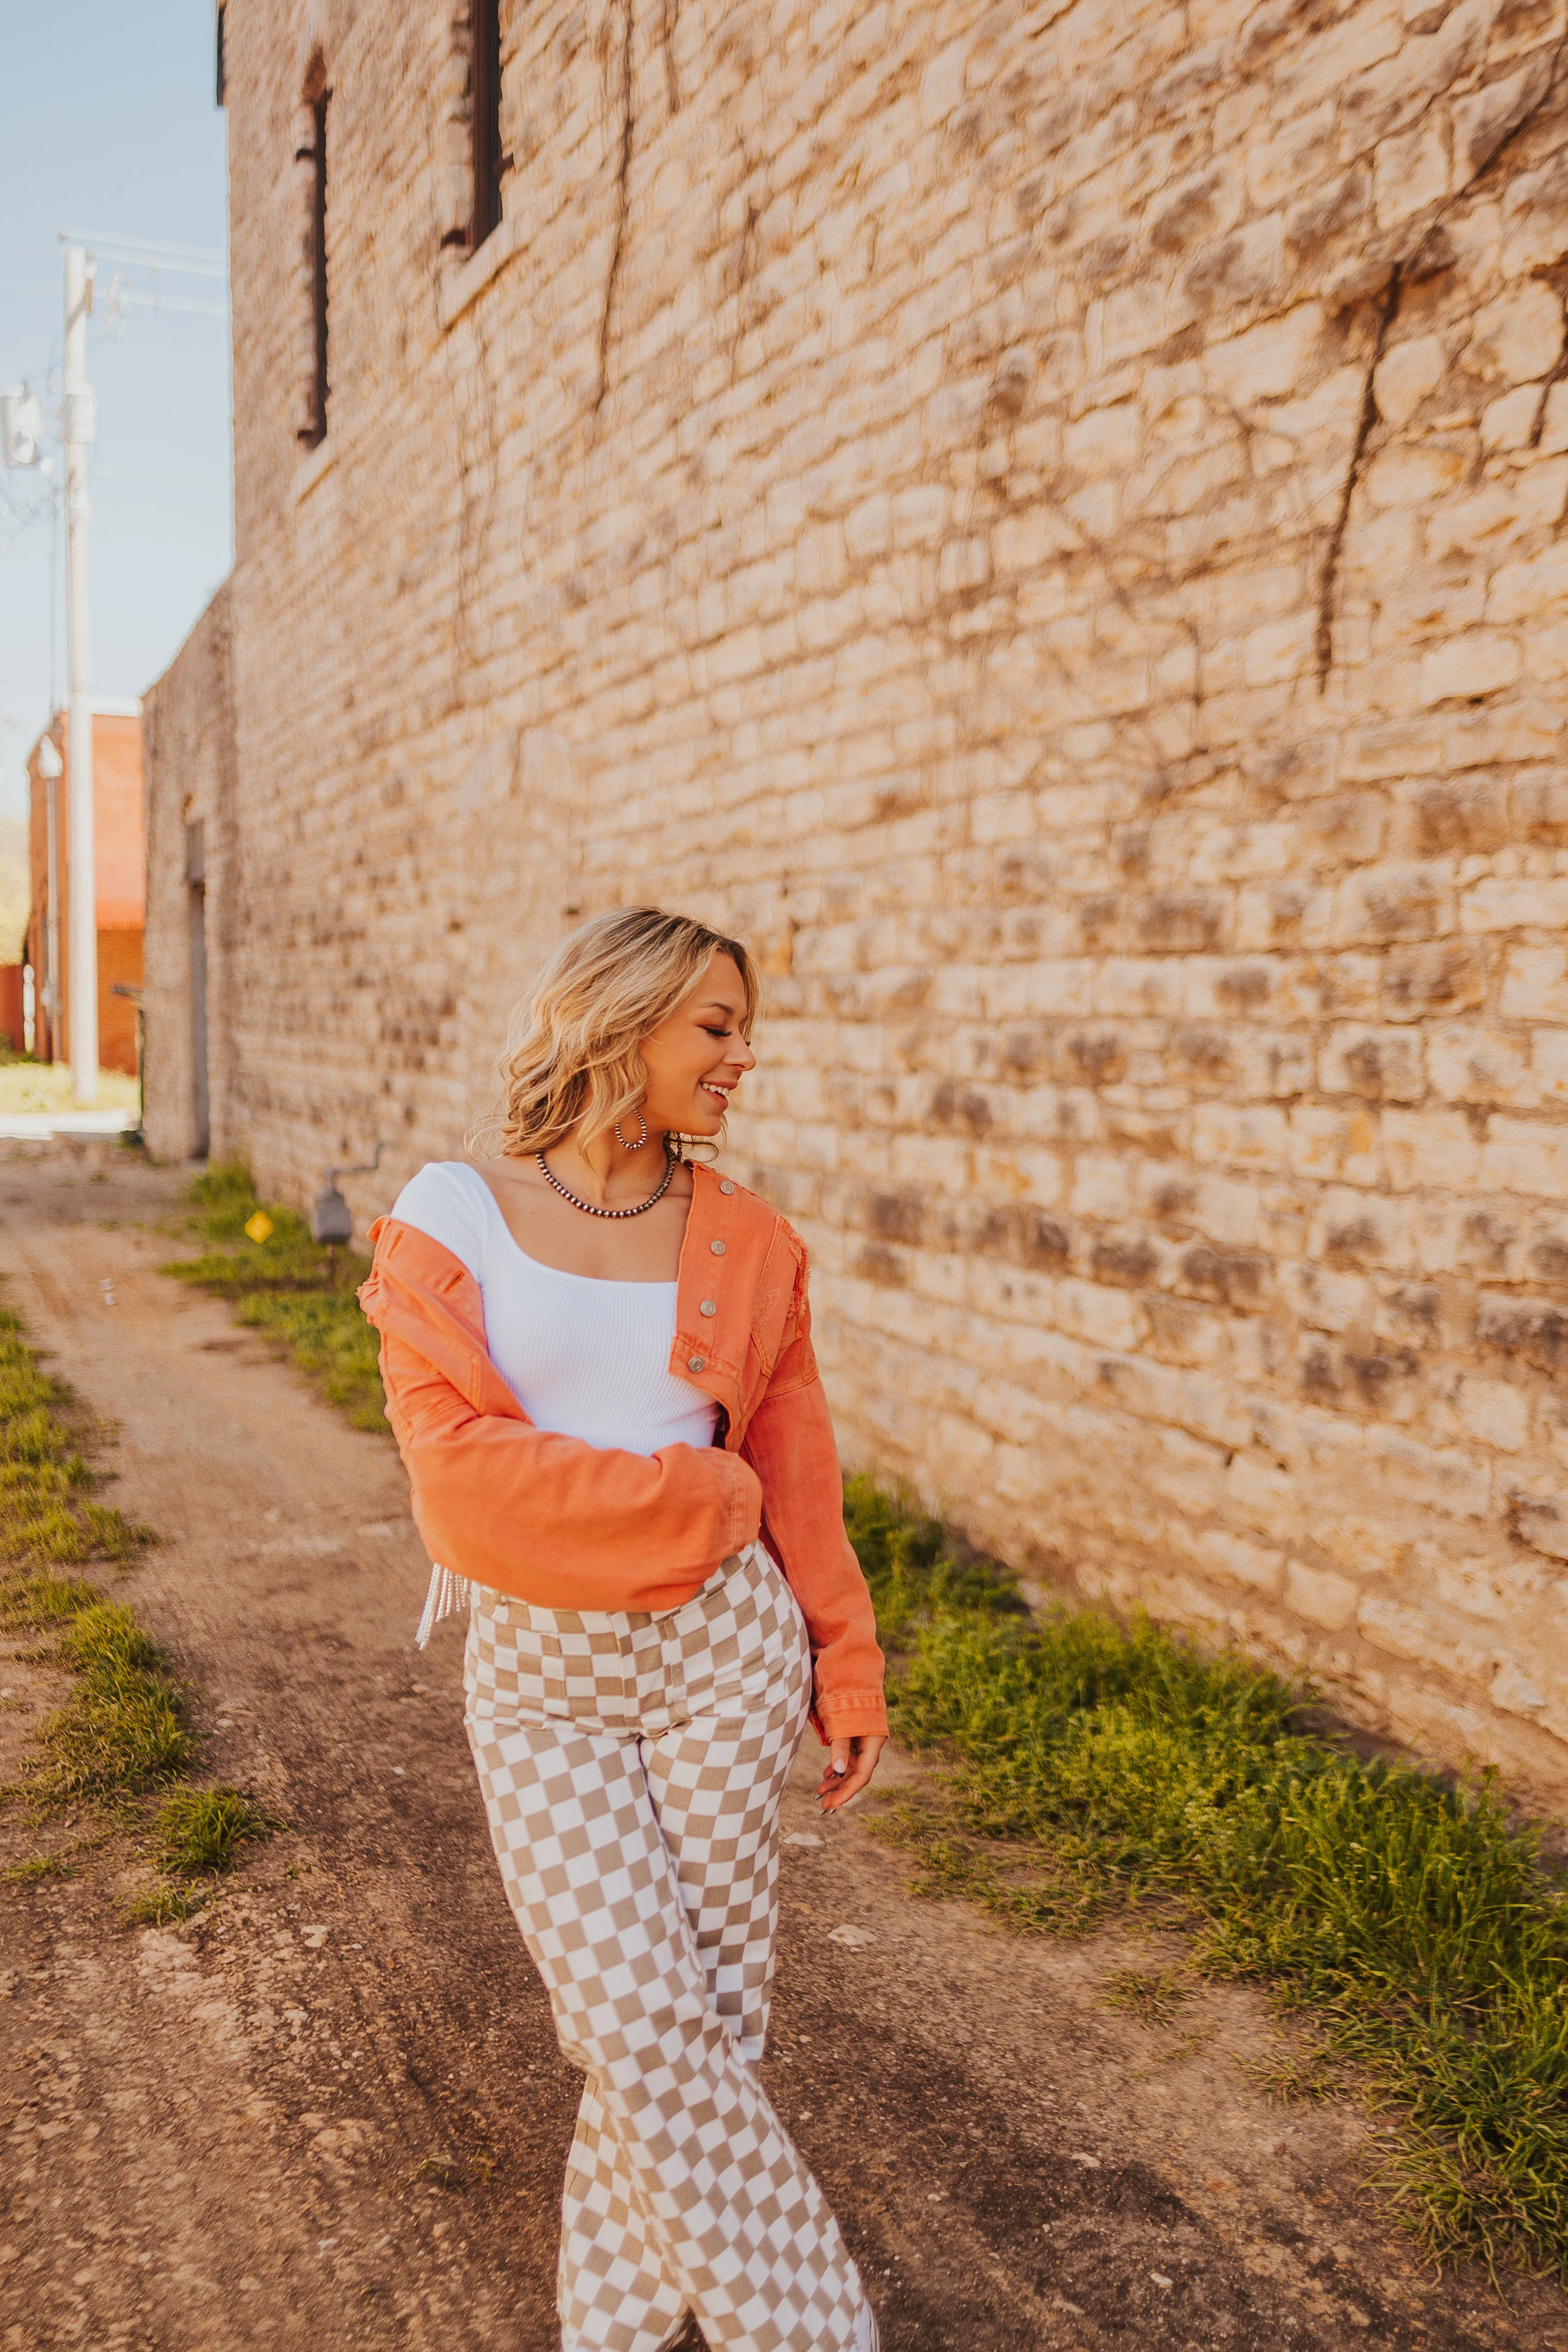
top-left (817, 1733), bottom-right (886, 1814)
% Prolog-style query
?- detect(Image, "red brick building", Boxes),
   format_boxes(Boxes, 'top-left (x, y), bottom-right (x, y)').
top-left (26, 704), bottom-right (146, 1077)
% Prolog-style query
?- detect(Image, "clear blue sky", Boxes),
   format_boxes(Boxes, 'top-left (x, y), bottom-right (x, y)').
top-left (0, 0), bottom-right (232, 820)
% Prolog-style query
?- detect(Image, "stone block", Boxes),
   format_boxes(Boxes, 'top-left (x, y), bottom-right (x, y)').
top-left (1418, 631), bottom-right (1521, 705)
top-left (1534, 1029), bottom-right (1568, 1105)
top-left (1427, 1024), bottom-right (1536, 1108)
top-left (1510, 1489), bottom-right (1568, 1561)
top-left (1430, 1550), bottom-right (1556, 1622)
top-left (1455, 1375), bottom-right (1531, 1454)
top-left (1204, 303), bottom-right (1322, 401)
top-left (1284, 1559), bottom-right (1358, 1630)
top-left (1480, 1118), bottom-right (1568, 1203)
top-left (1501, 946), bottom-right (1568, 1020)
top-left (1465, 280), bottom-right (1565, 386)
top-left (1198, 1528), bottom-right (1286, 1597)
top-left (1490, 1658), bottom-right (1550, 1719)
top-left (1358, 1594), bottom-right (1491, 1684)
top-left (1318, 1024), bottom-right (1425, 1102)
top-left (1373, 333), bottom-right (1445, 426)
top-left (1462, 877), bottom-right (1568, 935)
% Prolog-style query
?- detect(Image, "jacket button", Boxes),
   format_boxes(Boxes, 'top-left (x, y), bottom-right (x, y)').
top-left (699, 1299), bottom-right (717, 1316)
top-left (710, 1239), bottom-right (726, 1255)
top-left (720, 1179), bottom-right (735, 1194)
top-left (687, 1354), bottom-right (705, 1372)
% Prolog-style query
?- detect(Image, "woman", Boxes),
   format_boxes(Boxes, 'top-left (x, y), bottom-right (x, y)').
top-left (359, 907), bottom-right (887, 2352)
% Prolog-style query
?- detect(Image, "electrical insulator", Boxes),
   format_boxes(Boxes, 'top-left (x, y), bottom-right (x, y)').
top-left (0, 388), bottom-right (41, 468)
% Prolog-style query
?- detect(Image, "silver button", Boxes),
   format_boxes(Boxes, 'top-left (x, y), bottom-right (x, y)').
top-left (720, 1179), bottom-right (735, 1195)
top-left (699, 1300), bottom-right (717, 1317)
top-left (687, 1354), bottom-right (705, 1372)
top-left (710, 1239), bottom-right (726, 1256)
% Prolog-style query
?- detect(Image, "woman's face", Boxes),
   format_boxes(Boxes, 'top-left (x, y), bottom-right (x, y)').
top-left (638, 952), bottom-right (756, 1141)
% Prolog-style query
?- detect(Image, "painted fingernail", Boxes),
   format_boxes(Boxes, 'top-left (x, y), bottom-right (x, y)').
top-left (833, 1761), bottom-right (847, 1775)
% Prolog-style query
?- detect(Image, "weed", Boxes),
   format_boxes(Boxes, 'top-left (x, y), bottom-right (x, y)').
top-left (0, 1311), bottom-right (276, 1921)
top-left (412, 2156), bottom-right (466, 2193)
top-left (80, 1501), bottom-right (156, 1565)
top-left (152, 1785), bottom-right (282, 1876)
top-left (0, 1570), bottom-right (103, 1629)
top-left (120, 1883), bottom-right (206, 1929)
top-left (844, 1478), bottom-right (1568, 2280)
top-left (0, 1310), bottom-right (152, 1569)
top-left (23, 1602), bottom-right (189, 1804)
top-left (3, 1852), bottom-right (78, 1884)
top-left (1245, 2045), bottom-right (1346, 2106)
top-left (164, 1165), bottom-right (385, 1431)
top-left (866, 1790), bottom-right (1106, 1936)
top-left (1101, 1966), bottom-right (1188, 2027)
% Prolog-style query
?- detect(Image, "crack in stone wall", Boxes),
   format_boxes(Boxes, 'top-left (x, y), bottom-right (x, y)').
top-left (595, 0), bottom-right (636, 415)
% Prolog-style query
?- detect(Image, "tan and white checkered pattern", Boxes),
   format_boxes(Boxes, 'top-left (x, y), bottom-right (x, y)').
top-left (466, 1542), bottom-right (870, 2352)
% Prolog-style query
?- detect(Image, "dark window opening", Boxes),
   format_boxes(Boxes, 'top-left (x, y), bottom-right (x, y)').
top-left (471, 0), bottom-right (504, 248)
top-left (215, 3), bottom-right (227, 106)
top-left (300, 89), bottom-right (331, 448)
top-left (185, 823), bottom-right (210, 1160)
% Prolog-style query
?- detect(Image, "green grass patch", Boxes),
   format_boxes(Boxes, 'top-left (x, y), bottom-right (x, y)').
top-left (25, 1601), bottom-right (191, 1803)
top-left (0, 1569), bottom-right (105, 1630)
top-left (163, 1163), bottom-right (386, 1431)
top-left (120, 1883), bottom-right (206, 1929)
top-left (0, 1305), bottom-right (277, 1926)
top-left (152, 1784), bottom-right (282, 1877)
top-left (1100, 1965), bottom-right (1188, 2026)
top-left (1244, 2043), bottom-right (1346, 2106)
top-left (3, 1852), bottom-right (79, 1885)
top-left (845, 1476), bottom-right (1568, 2282)
top-left (0, 1309), bottom-right (153, 1569)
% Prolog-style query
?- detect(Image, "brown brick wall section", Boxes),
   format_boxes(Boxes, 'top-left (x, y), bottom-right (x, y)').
top-left (26, 712), bottom-right (145, 1074)
top-left (149, 0), bottom-right (1568, 1795)
top-left (143, 582), bottom-right (235, 1164)
top-left (0, 967), bottom-right (24, 1058)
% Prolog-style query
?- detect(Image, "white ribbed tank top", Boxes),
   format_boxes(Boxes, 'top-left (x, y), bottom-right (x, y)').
top-left (389, 1160), bottom-right (718, 1456)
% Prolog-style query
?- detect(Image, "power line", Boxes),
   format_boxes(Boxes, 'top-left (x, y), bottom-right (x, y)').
top-left (61, 230), bottom-right (226, 278)
top-left (110, 291), bottom-right (229, 319)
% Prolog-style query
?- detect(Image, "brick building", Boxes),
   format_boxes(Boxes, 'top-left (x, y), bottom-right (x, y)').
top-left (147, 0), bottom-right (1568, 1794)
top-left (27, 703), bottom-right (145, 1076)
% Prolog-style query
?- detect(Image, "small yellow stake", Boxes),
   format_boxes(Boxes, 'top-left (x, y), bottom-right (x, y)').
top-left (244, 1210), bottom-right (274, 1245)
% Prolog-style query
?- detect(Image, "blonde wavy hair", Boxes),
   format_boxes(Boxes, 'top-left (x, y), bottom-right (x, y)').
top-left (475, 906), bottom-right (760, 1160)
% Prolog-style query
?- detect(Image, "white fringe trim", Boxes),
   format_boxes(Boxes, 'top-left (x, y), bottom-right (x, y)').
top-left (415, 1562), bottom-right (475, 1649)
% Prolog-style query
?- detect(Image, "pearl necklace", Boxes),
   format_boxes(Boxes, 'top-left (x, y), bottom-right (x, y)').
top-left (536, 1141), bottom-right (677, 1219)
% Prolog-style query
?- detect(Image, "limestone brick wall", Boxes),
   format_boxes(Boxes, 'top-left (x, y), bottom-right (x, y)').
top-left (143, 582), bottom-right (236, 1165)
top-left (187, 0), bottom-right (1568, 1792)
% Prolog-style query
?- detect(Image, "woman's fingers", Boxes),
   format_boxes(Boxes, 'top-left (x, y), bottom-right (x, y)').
top-left (817, 1732), bottom-right (887, 1813)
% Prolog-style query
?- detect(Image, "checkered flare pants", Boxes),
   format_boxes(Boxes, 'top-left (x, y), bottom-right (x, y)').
top-left (466, 1541), bottom-right (868, 2352)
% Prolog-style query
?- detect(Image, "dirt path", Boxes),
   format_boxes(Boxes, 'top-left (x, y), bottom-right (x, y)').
top-left (2, 1144), bottom-right (1565, 2352)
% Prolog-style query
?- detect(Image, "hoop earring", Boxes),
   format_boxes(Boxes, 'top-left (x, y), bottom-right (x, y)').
top-left (613, 1109), bottom-right (649, 1153)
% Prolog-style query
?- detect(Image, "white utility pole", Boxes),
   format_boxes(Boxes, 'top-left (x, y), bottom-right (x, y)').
top-left (64, 242), bottom-right (98, 1106)
top-left (36, 732), bottom-right (63, 1065)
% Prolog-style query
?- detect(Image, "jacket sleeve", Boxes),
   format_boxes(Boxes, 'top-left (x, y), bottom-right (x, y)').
top-left (741, 1254), bottom-right (888, 1744)
top-left (377, 1329), bottom-right (763, 1617)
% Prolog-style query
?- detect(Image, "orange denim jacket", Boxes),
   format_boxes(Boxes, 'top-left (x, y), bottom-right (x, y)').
top-left (357, 1162), bottom-right (887, 1742)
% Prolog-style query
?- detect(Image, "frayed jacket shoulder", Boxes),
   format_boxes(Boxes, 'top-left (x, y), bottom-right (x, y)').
top-left (358, 1160), bottom-right (886, 1742)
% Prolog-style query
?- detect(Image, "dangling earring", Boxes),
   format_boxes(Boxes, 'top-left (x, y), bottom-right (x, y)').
top-left (614, 1109), bottom-right (649, 1152)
